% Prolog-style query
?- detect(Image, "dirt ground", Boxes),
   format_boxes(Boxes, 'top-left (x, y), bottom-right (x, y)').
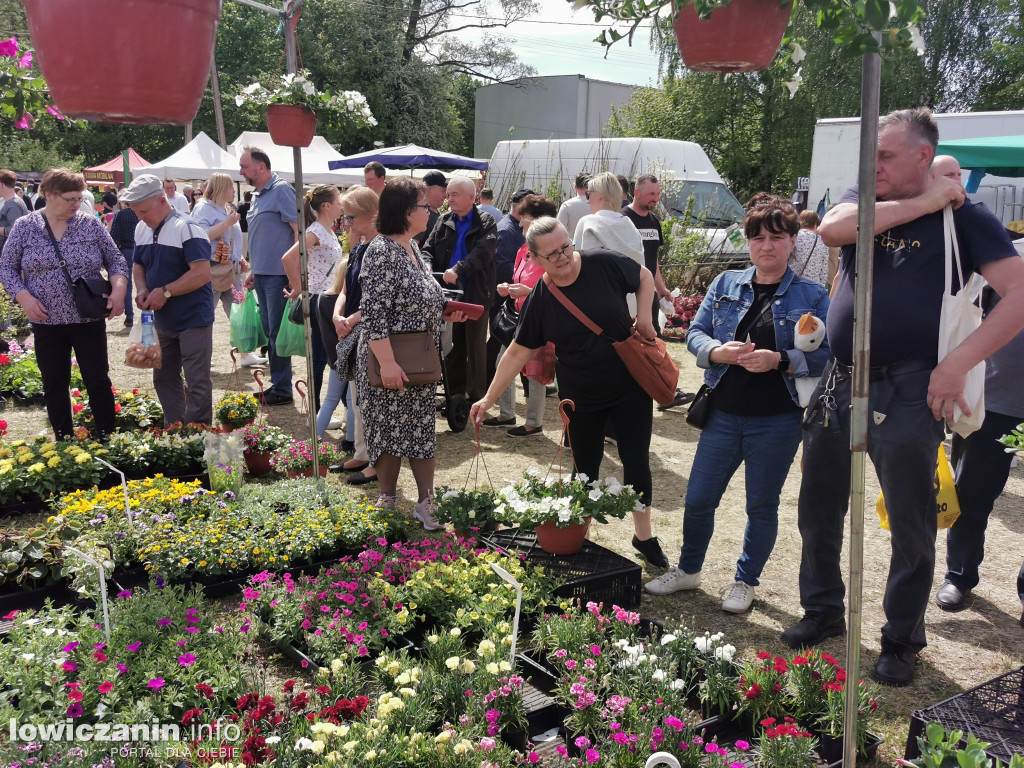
top-left (7, 313), bottom-right (1024, 764)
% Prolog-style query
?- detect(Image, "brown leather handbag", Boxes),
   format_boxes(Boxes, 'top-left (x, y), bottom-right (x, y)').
top-left (543, 276), bottom-right (679, 406)
top-left (367, 331), bottom-right (441, 388)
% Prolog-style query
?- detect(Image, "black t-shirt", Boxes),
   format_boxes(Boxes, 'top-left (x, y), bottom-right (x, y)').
top-left (236, 202), bottom-right (250, 233)
top-left (828, 188), bottom-right (1016, 366)
top-left (515, 249), bottom-right (642, 410)
top-left (102, 190), bottom-right (118, 212)
top-left (712, 281), bottom-right (799, 416)
top-left (621, 206), bottom-right (663, 276)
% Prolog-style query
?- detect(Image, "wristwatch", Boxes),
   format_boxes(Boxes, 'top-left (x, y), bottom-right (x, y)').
top-left (162, 287), bottom-right (173, 299)
top-left (777, 350), bottom-right (790, 370)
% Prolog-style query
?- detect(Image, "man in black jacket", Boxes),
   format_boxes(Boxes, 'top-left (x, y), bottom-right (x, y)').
top-left (421, 176), bottom-right (497, 402)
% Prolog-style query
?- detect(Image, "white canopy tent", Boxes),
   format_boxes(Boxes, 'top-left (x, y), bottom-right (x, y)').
top-left (143, 131), bottom-right (243, 181)
top-left (229, 131), bottom-right (364, 185)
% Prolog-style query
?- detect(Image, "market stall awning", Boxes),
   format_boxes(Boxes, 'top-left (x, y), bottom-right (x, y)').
top-left (82, 148), bottom-right (150, 186)
top-left (328, 143), bottom-right (488, 172)
top-left (936, 135), bottom-right (1024, 179)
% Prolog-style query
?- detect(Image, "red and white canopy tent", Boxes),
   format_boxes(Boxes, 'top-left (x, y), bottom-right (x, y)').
top-left (82, 148), bottom-right (150, 186)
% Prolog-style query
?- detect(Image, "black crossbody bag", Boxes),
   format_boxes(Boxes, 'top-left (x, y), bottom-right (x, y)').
top-left (43, 217), bottom-right (112, 319)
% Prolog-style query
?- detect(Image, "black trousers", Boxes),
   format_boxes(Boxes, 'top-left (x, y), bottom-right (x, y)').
top-left (32, 320), bottom-right (116, 439)
top-left (565, 385), bottom-right (654, 506)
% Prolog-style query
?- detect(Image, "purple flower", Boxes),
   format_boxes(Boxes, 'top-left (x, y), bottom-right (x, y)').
top-left (117, 590), bottom-right (132, 598)
top-left (735, 740), bottom-right (750, 751)
top-left (126, 642), bottom-right (141, 652)
top-left (66, 704), bottom-right (83, 718)
top-left (0, 37), bottom-right (18, 57)
top-left (178, 653), bottom-right (197, 666)
top-left (585, 749), bottom-right (600, 763)
top-left (61, 641), bottom-right (79, 653)
top-left (93, 642), bottom-right (106, 650)
top-left (61, 661), bottom-right (78, 672)
top-left (147, 677), bottom-right (165, 690)
top-left (157, 618), bottom-right (172, 627)
top-left (116, 664), bottom-right (129, 675)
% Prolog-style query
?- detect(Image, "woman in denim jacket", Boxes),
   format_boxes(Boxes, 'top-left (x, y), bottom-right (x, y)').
top-left (646, 194), bottom-right (831, 613)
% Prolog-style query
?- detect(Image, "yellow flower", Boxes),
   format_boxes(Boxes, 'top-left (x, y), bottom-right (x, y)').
top-left (47, 457), bottom-right (60, 468)
top-left (75, 453), bottom-right (91, 464)
top-left (29, 462), bottom-right (45, 474)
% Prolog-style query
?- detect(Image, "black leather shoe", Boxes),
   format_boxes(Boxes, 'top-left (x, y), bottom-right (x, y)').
top-left (873, 648), bottom-right (917, 687)
top-left (632, 536), bottom-right (670, 568)
top-left (262, 392), bottom-right (294, 406)
top-left (935, 582), bottom-right (969, 611)
top-left (780, 612), bottom-right (846, 649)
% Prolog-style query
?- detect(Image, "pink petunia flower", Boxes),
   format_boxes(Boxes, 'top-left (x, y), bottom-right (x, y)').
top-left (178, 653), bottom-right (197, 666)
top-left (98, 681), bottom-right (113, 694)
top-left (148, 677), bottom-right (165, 690)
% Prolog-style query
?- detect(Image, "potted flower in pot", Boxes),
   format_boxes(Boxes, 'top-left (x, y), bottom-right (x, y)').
top-left (494, 468), bottom-right (642, 555)
top-left (215, 392), bottom-right (259, 432)
top-left (269, 439), bottom-right (342, 478)
top-left (238, 423), bottom-right (290, 476)
top-left (433, 486), bottom-right (499, 539)
top-left (234, 69), bottom-right (377, 148)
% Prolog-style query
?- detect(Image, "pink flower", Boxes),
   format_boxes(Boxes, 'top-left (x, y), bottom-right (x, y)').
top-left (62, 641), bottom-right (79, 653)
top-left (735, 740), bottom-right (750, 750)
top-left (16, 50), bottom-right (32, 68)
top-left (585, 749), bottom-right (600, 763)
top-left (178, 653), bottom-right (197, 666)
top-left (527, 753), bottom-right (540, 764)
top-left (126, 641), bottom-right (142, 652)
top-left (148, 677), bottom-right (165, 690)
top-left (480, 737), bottom-right (495, 752)
top-left (66, 703), bottom-right (83, 718)
top-left (98, 681), bottom-right (113, 694)
top-left (0, 37), bottom-right (17, 57)
top-left (14, 112), bottom-right (33, 130)
top-left (62, 661), bottom-right (78, 672)
top-left (116, 664), bottom-right (128, 675)
top-left (589, 644), bottom-right (601, 656)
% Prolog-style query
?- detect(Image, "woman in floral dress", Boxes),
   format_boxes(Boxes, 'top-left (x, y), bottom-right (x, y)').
top-left (357, 177), bottom-right (465, 528)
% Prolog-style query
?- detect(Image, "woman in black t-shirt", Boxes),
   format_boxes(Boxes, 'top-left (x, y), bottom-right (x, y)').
top-left (469, 217), bottom-right (670, 568)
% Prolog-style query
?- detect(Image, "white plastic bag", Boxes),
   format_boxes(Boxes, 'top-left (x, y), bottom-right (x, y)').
top-left (937, 205), bottom-right (985, 437)
top-left (124, 321), bottom-right (162, 369)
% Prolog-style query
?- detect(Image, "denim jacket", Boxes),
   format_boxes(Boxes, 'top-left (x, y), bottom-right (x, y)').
top-left (686, 266), bottom-right (831, 406)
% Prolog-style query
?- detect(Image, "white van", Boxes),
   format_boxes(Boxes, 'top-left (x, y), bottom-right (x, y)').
top-left (486, 137), bottom-right (749, 260)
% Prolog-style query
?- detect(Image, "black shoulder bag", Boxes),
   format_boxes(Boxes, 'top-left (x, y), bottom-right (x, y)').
top-left (43, 217), bottom-right (112, 320)
top-left (489, 297), bottom-right (519, 348)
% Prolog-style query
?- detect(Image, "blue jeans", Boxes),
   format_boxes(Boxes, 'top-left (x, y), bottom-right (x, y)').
top-left (253, 274), bottom-right (292, 398)
top-left (315, 368), bottom-right (346, 438)
top-left (680, 407), bottom-right (803, 586)
top-left (945, 410), bottom-right (1022, 592)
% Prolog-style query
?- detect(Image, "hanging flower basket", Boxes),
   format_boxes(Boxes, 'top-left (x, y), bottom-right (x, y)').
top-left (244, 450), bottom-right (275, 476)
top-left (535, 518), bottom-right (591, 555)
top-left (673, 0), bottom-right (793, 73)
top-left (266, 104), bottom-right (318, 148)
top-left (22, 0), bottom-right (221, 124)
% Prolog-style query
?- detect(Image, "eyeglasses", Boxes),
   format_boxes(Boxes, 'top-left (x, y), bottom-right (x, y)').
top-left (535, 242), bottom-right (574, 262)
top-left (413, 203), bottom-right (431, 212)
top-left (585, 191), bottom-right (594, 200)
top-left (342, 214), bottom-right (357, 224)
top-left (60, 194), bottom-right (84, 205)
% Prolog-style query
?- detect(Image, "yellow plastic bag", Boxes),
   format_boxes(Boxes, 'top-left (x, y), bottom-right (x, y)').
top-left (876, 445), bottom-right (961, 530)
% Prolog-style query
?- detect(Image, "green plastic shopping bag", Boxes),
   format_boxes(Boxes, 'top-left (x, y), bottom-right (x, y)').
top-left (229, 290), bottom-right (268, 352)
top-left (275, 299), bottom-right (307, 357)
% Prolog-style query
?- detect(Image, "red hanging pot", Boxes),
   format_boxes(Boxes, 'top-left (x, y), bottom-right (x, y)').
top-left (244, 451), bottom-right (274, 477)
top-left (266, 104), bottom-right (318, 148)
top-left (22, 0), bottom-right (221, 124)
top-left (535, 518), bottom-right (592, 556)
top-left (673, 0), bottom-right (793, 73)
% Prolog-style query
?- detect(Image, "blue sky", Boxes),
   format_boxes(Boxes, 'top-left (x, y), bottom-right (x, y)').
top-left (473, 0), bottom-right (664, 87)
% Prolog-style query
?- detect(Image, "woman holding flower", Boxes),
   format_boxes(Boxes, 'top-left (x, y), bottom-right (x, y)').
top-left (282, 184), bottom-right (343, 411)
top-left (0, 168), bottom-right (128, 439)
top-left (469, 217), bottom-right (667, 567)
top-left (644, 194), bottom-right (830, 614)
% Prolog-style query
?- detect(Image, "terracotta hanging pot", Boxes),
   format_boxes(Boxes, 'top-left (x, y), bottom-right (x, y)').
top-left (22, 0), bottom-right (221, 124)
top-left (244, 451), bottom-right (274, 476)
top-left (535, 518), bottom-right (592, 555)
top-left (266, 104), bottom-right (318, 148)
top-left (673, 0), bottom-right (793, 73)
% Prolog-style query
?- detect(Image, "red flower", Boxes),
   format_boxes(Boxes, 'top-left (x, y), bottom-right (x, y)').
top-left (282, 679), bottom-right (297, 692)
top-left (290, 691), bottom-right (309, 710)
top-left (72, 404), bottom-right (85, 414)
top-left (237, 693), bottom-right (258, 711)
top-left (792, 655), bottom-right (808, 665)
top-left (0, 354), bottom-right (9, 364)
top-left (756, 651), bottom-right (771, 660)
top-left (98, 681), bottom-right (113, 694)
top-left (181, 708), bottom-right (204, 725)
top-left (836, 669), bottom-right (847, 683)
top-left (68, 689), bottom-right (83, 702)
top-left (114, 403), bottom-right (122, 413)
top-left (744, 683), bottom-right (762, 700)
top-left (93, 651), bottom-right (107, 662)
top-left (760, 718), bottom-right (776, 727)
top-left (195, 683), bottom-right (214, 699)
top-left (315, 685), bottom-right (331, 695)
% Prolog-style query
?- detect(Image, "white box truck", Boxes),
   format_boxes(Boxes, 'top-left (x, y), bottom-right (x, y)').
top-left (809, 110), bottom-right (1024, 224)
top-left (486, 137), bottom-right (750, 260)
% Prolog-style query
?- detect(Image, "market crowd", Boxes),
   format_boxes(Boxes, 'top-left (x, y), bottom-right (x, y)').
top-left (2, 107), bottom-right (1023, 688)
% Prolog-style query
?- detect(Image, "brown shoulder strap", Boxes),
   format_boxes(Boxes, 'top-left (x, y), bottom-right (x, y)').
top-left (542, 273), bottom-right (603, 336)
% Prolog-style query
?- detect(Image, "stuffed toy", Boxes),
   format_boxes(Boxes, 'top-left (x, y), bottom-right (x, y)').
top-left (793, 312), bottom-right (826, 406)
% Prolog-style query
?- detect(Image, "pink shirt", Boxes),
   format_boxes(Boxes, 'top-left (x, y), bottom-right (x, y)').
top-left (512, 243), bottom-right (544, 311)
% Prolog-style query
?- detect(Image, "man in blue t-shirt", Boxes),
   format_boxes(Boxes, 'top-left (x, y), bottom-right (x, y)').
top-left (240, 147), bottom-right (298, 406)
top-left (122, 174), bottom-right (215, 427)
top-left (781, 109), bottom-right (1024, 687)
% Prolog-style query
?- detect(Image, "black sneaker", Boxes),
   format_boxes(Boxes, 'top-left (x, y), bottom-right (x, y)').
top-left (632, 535), bottom-right (669, 568)
top-left (780, 612), bottom-right (846, 649)
top-left (658, 390), bottom-right (696, 411)
top-left (124, 318), bottom-right (134, 327)
top-left (262, 392), bottom-right (294, 406)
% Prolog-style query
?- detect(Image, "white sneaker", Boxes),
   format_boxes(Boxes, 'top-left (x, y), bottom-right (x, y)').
top-left (722, 581), bottom-right (755, 613)
top-left (375, 493), bottom-right (397, 510)
top-left (644, 568), bottom-right (701, 596)
top-left (413, 495), bottom-right (442, 531)
top-left (326, 417), bottom-right (344, 431)
top-left (239, 352), bottom-right (267, 367)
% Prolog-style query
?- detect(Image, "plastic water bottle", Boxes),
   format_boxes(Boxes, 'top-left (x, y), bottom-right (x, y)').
top-left (141, 311), bottom-right (155, 345)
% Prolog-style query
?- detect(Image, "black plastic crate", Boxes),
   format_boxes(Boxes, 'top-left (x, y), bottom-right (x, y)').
top-left (482, 528), bottom-right (642, 609)
top-left (905, 665), bottom-right (1024, 762)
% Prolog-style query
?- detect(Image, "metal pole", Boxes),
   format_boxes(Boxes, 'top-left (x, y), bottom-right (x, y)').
top-left (843, 35), bottom-right (881, 768)
top-left (283, 1), bottom-right (321, 485)
top-left (209, 49), bottom-right (228, 150)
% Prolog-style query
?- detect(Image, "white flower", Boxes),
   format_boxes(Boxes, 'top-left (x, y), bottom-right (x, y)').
top-left (445, 656), bottom-right (460, 670)
top-left (588, 489), bottom-right (603, 501)
top-left (265, 736), bottom-right (281, 745)
top-left (783, 67), bottom-right (803, 99)
top-left (302, 81), bottom-right (315, 95)
top-left (235, 94), bottom-right (246, 107)
top-left (670, 678), bottom-right (686, 691)
top-left (633, 500), bottom-right (646, 513)
top-left (652, 669), bottom-right (666, 681)
top-left (295, 737), bottom-right (315, 751)
top-left (789, 41), bottom-right (806, 64)
top-left (244, 82), bottom-right (262, 95)
top-left (908, 24), bottom-right (925, 55)
top-left (715, 644), bottom-right (736, 662)
top-left (660, 634), bottom-right (677, 646)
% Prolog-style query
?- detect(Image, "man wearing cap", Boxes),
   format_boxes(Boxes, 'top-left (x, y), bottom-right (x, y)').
top-left (122, 174), bottom-right (214, 427)
top-left (557, 173), bottom-right (592, 236)
top-left (239, 146), bottom-right (298, 406)
top-left (414, 170), bottom-right (448, 247)
top-left (422, 176), bottom-right (497, 402)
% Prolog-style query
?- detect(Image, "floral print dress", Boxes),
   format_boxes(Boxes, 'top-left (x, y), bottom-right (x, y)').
top-left (357, 234), bottom-right (445, 462)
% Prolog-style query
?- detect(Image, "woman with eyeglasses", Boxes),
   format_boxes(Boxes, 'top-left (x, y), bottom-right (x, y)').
top-left (0, 167), bottom-right (129, 439)
top-left (357, 177), bottom-right (468, 528)
top-left (315, 187), bottom-right (378, 484)
top-left (469, 217), bottom-right (669, 567)
top-left (573, 171), bottom-right (645, 316)
top-left (282, 183), bottom-right (343, 411)
top-left (644, 194), bottom-right (831, 615)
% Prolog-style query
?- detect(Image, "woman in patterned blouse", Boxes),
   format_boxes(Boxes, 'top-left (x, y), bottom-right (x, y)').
top-left (0, 168), bottom-right (129, 438)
